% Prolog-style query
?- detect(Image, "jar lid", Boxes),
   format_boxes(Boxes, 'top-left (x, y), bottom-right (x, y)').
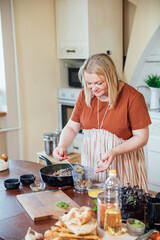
top-left (43, 130), bottom-right (61, 139)
top-left (54, 129), bottom-right (61, 136)
top-left (43, 133), bottom-right (55, 139)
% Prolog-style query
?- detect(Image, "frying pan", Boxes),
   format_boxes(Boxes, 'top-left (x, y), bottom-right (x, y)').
top-left (39, 155), bottom-right (75, 187)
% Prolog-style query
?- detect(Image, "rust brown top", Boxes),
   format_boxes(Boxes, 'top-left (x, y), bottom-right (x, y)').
top-left (0, 112), bottom-right (6, 117)
top-left (71, 83), bottom-right (151, 140)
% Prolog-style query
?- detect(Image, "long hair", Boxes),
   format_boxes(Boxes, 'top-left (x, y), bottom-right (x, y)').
top-left (78, 53), bottom-right (120, 107)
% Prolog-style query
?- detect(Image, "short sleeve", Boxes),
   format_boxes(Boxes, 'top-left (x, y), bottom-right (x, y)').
top-left (128, 92), bottom-right (151, 130)
top-left (71, 90), bottom-right (84, 123)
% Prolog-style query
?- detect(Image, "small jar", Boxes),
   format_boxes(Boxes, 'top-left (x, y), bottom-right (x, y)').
top-left (97, 191), bottom-right (122, 234)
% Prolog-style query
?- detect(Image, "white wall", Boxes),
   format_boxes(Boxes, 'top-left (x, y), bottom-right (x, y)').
top-left (124, 0), bottom-right (160, 83)
top-left (13, 0), bottom-right (59, 161)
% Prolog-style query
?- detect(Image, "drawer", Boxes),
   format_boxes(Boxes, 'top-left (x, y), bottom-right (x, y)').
top-left (148, 151), bottom-right (160, 186)
top-left (149, 118), bottom-right (160, 136)
top-left (148, 135), bottom-right (160, 152)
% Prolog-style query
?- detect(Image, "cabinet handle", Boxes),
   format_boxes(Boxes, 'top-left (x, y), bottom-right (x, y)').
top-left (66, 49), bottom-right (76, 53)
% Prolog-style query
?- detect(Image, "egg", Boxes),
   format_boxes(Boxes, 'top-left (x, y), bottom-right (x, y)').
top-left (88, 188), bottom-right (104, 198)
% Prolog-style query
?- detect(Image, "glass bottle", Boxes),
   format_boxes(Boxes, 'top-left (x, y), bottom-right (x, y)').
top-left (97, 169), bottom-right (122, 235)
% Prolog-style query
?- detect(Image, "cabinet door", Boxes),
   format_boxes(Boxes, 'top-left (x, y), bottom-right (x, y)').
top-left (88, 0), bottom-right (123, 77)
top-left (147, 127), bottom-right (160, 192)
top-left (148, 151), bottom-right (160, 192)
top-left (55, 0), bottom-right (88, 58)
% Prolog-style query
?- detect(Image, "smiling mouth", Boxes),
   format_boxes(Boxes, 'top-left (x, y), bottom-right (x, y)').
top-left (94, 90), bottom-right (101, 94)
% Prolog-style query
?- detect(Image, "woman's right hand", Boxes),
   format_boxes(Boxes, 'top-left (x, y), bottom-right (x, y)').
top-left (53, 146), bottom-right (68, 161)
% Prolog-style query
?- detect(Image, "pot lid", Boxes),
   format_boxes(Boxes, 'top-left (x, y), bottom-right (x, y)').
top-left (43, 129), bottom-right (61, 139)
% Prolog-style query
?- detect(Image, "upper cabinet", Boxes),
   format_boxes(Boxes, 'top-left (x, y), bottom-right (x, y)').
top-left (55, 0), bottom-right (123, 77)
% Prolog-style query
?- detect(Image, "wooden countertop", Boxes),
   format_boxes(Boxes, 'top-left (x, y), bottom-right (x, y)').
top-left (37, 151), bottom-right (81, 165)
top-left (0, 160), bottom-right (156, 240)
top-left (0, 159), bottom-right (93, 240)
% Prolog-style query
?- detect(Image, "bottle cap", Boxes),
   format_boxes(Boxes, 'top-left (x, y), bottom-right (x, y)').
top-left (109, 169), bottom-right (116, 174)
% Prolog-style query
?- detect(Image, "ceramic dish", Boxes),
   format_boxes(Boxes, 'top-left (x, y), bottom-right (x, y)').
top-left (0, 160), bottom-right (9, 171)
top-left (4, 178), bottom-right (20, 190)
top-left (30, 180), bottom-right (46, 192)
top-left (20, 174), bottom-right (36, 185)
top-left (127, 218), bottom-right (145, 236)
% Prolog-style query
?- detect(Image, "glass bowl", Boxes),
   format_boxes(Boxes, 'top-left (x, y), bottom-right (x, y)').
top-left (72, 167), bottom-right (94, 193)
top-left (88, 183), bottom-right (104, 198)
top-left (126, 218), bottom-right (145, 236)
top-left (30, 180), bottom-right (46, 192)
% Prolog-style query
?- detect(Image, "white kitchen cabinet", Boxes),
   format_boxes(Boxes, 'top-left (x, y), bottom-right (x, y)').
top-left (147, 112), bottom-right (160, 192)
top-left (55, 0), bottom-right (123, 77)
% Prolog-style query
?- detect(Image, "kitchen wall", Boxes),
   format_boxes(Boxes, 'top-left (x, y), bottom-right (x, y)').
top-left (13, 0), bottom-right (59, 161)
top-left (124, 0), bottom-right (160, 83)
top-left (5, 0), bottom-right (160, 162)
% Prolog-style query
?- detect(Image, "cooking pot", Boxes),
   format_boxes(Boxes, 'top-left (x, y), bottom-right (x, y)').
top-left (39, 155), bottom-right (75, 187)
top-left (146, 194), bottom-right (160, 231)
top-left (43, 129), bottom-right (61, 155)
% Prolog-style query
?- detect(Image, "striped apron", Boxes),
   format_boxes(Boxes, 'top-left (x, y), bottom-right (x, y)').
top-left (81, 129), bottom-right (148, 192)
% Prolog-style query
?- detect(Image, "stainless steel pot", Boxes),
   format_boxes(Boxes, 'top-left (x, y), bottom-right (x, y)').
top-left (43, 129), bottom-right (61, 155)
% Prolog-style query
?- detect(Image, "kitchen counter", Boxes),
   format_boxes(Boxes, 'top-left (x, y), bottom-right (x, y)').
top-left (0, 159), bottom-right (94, 240)
top-left (0, 160), bottom-right (150, 240)
top-left (37, 151), bottom-right (81, 165)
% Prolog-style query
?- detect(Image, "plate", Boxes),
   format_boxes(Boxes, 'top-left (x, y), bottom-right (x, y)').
top-left (98, 226), bottom-right (136, 240)
top-left (0, 160), bottom-right (9, 171)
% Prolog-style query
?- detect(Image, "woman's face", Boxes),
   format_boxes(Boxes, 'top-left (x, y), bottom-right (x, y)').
top-left (84, 72), bottom-right (108, 98)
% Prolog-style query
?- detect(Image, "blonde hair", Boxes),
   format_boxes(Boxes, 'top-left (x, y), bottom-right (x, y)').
top-left (79, 53), bottom-right (120, 108)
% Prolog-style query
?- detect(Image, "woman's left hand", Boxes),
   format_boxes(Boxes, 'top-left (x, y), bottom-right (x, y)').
top-left (96, 149), bottom-right (117, 173)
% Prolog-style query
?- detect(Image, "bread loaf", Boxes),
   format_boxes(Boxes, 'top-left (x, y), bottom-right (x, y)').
top-left (0, 154), bottom-right (8, 162)
top-left (61, 206), bottom-right (94, 226)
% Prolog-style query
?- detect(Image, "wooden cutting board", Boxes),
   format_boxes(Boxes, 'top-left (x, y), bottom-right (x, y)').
top-left (17, 190), bottom-right (79, 221)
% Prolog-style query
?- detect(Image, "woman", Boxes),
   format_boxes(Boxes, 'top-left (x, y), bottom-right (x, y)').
top-left (53, 53), bottom-right (151, 192)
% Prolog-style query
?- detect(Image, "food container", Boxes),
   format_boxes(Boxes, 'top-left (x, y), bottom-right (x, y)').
top-left (88, 183), bottom-right (104, 198)
top-left (20, 174), bottom-right (36, 185)
top-left (0, 159), bottom-right (9, 171)
top-left (30, 180), bottom-right (46, 192)
top-left (97, 191), bottom-right (122, 230)
top-left (126, 218), bottom-right (145, 236)
top-left (72, 167), bottom-right (94, 193)
top-left (4, 178), bottom-right (20, 190)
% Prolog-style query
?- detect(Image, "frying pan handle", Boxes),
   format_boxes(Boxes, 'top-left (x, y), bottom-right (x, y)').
top-left (39, 155), bottom-right (53, 166)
